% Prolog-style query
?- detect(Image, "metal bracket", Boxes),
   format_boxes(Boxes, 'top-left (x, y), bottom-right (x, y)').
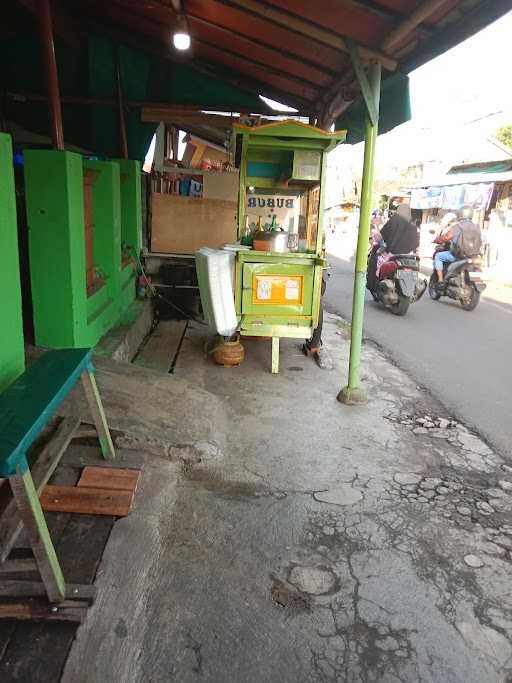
top-left (346, 39), bottom-right (379, 127)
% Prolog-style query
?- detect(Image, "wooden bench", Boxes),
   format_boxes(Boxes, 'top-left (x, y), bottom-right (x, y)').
top-left (0, 348), bottom-right (115, 608)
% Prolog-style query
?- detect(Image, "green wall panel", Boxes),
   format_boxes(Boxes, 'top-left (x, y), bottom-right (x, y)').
top-left (115, 159), bottom-right (140, 314)
top-left (25, 149), bottom-right (86, 347)
top-left (0, 133), bottom-right (25, 391)
top-left (25, 152), bottom-right (130, 349)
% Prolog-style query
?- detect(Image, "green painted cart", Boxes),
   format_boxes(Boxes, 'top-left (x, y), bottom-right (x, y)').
top-left (233, 121), bottom-right (346, 372)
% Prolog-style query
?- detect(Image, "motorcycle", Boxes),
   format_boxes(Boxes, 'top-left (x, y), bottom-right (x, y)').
top-left (429, 244), bottom-right (485, 311)
top-left (367, 249), bottom-right (426, 316)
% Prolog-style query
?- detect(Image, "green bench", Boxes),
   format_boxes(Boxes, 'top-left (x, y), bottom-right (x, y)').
top-left (0, 348), bottom-right (115, 605)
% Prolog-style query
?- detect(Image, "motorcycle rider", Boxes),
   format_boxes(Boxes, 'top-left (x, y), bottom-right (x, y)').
top-left (434, 212), bottom-right (457, 245)
top-left (367, 203), bottom-right (419, 291)
top-left (434, 207), bottom-right (481, 284)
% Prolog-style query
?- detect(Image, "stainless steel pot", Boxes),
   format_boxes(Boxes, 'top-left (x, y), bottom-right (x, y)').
top-left (252, 231), bottom-right (289, 253)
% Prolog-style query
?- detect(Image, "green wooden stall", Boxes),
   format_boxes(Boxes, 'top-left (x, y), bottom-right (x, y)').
top-left (233, 121), bottom-right (346, 373)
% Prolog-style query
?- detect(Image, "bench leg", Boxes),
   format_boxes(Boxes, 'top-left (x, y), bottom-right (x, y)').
top-left (271, 337), bottom-right (280, 374)
top-left (10, 467), bottom-right (65, 604)
top-left (81, 369), bottom-right (115, 461)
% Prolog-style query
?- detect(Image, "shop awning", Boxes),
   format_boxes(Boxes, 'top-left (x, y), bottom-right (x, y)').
top-left (1, 0), bottom-right (510, 158)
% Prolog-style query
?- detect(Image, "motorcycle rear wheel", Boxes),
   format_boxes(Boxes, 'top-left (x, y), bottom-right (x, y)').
top-left (391, 295), bottom-right (410, 316)
top-left (428, 273), bottom-right (441, 300)
top-left (460, 285), bottom-right (480, 311)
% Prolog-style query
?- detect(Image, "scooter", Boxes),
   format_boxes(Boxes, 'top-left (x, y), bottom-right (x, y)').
top-left (429, 244), bottom-right (485, 311)
top-left (368, 249), bottom-right (426, 316)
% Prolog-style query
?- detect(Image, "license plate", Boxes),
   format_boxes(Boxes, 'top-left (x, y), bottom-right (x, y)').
top-left (468, 272), bottom-right (482, 278)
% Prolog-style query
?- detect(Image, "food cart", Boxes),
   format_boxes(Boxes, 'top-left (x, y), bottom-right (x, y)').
top-left (233, 121), bottom-right (346, 372)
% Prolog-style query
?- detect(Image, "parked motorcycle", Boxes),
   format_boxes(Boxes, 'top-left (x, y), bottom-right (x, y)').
top-left (368, 251), bottom-right (425, 316)
top-left (429, 245), bottom-right (485, 311)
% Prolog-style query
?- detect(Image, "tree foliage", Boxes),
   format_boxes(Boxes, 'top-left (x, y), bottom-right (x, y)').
top-left (495, 124), bottom-right (512, 150)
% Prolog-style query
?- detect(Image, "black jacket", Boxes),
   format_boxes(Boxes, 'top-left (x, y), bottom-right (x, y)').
top-left (381, 215), bottom-right (419, 254)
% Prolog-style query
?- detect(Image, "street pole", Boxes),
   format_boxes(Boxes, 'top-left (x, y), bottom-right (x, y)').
top-left (338, 62), bottom-right (381, 405)
top-left (37, 0), bottom-right (65, 150)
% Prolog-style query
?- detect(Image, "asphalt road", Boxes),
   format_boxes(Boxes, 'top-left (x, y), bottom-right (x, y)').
top-left (323, 252), bottom-right (512, 460)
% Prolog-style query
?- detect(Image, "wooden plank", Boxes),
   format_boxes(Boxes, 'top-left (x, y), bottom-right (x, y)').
top-left (63, 444), bottom-right (146, 471)
top-left (10, 469), bottom-right (66, 603)
top-left (0, 581), bottom-right (96, 601)
top-left (0, 513), bottom-right (113, 680)
top-left (203, 172), bottom-right (239, 202)
top-left (0, 558), bottom-right (38, 574)
top-left (41, 486), bottom-right (134, 517)
top-left (0, 602), bottom-right (88, 623)
top-left (0, 416), bottom-right (80, 563)
top-left (134, 320), bottom-right (187, 372)
top-left (77, 466), bottom-right (141, 493)
top-left (151, 194), bottom-right (237, 254)
top-left (80, 371), bottom-right (116, 461)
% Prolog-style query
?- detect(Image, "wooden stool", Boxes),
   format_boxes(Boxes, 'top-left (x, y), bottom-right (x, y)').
top-left (0, 349), bottom-right (114, 612)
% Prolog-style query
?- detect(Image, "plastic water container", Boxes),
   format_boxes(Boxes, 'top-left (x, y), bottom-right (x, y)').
top-left (195, 248), bottom-right (238, 337)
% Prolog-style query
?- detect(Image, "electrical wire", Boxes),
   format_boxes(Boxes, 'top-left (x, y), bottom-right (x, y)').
top-left (126, 246), bottom-right (208, 326)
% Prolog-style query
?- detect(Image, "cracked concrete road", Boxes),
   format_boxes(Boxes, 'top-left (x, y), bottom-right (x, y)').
top-left (63, 315), bottom-right (512, 683)
top-left (323, 250), bottom-right (512, 461)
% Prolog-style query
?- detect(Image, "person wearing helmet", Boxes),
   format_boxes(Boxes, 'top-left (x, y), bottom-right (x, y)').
top-left (434, 207), bottom-right (481, 283)
top-left (434, 212), bottom-right (457, 243)
top-left (367, 203), bottom-right (419, 291)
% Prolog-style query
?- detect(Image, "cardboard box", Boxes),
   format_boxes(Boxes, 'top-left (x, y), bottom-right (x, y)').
top-left (151, 194), bottom-right (237, 254)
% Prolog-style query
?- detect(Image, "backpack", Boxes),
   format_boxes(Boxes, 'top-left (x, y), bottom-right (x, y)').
top-left (452, 220), bottom-right (482, 258)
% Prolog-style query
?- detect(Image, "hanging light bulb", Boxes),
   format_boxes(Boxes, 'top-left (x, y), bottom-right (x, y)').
top-left (173, 14), bottom-right (191, 51)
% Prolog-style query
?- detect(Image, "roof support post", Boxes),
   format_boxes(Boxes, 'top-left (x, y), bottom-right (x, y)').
top-left (37, 0), bottom-right (64, 150)
top-left (338, 62), bottom-right (381, 405)
top-left (115, 47), bottom-right (129, 159)
top-left (346, 40), bottom-right (379, 126)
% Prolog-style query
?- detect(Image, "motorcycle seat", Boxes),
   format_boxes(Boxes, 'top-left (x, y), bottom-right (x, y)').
top-left (392, 253), bottom-right (419, 260)
top-left (445, 258), bottom-right (469, 275)
top-left (390, 254), bottom-right (419, 269)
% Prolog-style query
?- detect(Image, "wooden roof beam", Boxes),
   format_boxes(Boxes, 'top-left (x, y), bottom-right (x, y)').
top-left (340, 0), bottom-right (435, 39)
top-left (16, 0), bottom-right (82, 47)
top-left (78, 10), bottom-right (312, 112)
top-left (382, 0), bottom-right (449, 53)
top-left (215, 0), bottom-right (397, 71)
top-left (186, 13), bottom-right (339, 78)
top-left (6, 93), bottom-right (306, 115)
top-left (195, 36), bottom-right (325, 91)
top-left (346, 39), bottom-right (378, 126)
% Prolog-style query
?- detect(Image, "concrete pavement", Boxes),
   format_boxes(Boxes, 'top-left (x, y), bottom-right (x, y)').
top-left (324, 245), bottom-right (512, 462)
top-left (60, 316), bottom-right (512, 682)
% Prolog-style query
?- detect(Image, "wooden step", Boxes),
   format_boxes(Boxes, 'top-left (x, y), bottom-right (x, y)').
top-left (77, 466), bottom-right (141, 493)
top-left (134, 320), bottom-right (187, 372)
top-left (40, 486), bottom-right (134, 517)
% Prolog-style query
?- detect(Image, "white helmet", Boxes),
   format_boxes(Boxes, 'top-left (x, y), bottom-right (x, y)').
top-left (441, 212), bottom-right (457, 228)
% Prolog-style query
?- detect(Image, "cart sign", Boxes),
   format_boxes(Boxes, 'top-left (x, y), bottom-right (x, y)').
top-left (252, 275), bottom-right (303, 305)
top-left (246, 194), bottom-right (300, 231)
top-left (248, 197), bottom-right (295, 209)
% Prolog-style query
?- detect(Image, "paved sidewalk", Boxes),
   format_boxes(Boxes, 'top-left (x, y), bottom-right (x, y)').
top-left (61, 314), bottom-right (512, 683)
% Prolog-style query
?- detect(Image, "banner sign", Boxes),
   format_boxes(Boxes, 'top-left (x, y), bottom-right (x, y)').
top-left (411, 183), bottom-right (494, 211)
